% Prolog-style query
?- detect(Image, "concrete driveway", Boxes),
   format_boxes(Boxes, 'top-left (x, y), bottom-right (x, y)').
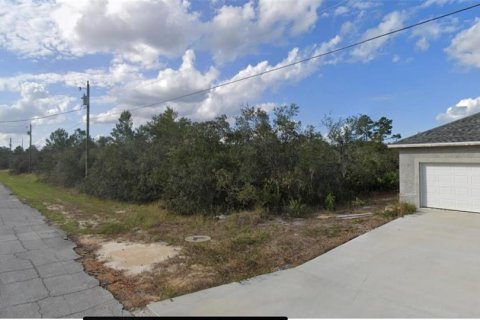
top-left (148, 209), bottom-right (480, 317)
top-left (0, 184), bottom-right (129, 318)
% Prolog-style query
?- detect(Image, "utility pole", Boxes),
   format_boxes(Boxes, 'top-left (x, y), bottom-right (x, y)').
top-left (82, 81), bottom-right (90, 177)
top-left (9, 138), bottom-right (11, 151)
top-left (27, 123), bottom-right (32, 172)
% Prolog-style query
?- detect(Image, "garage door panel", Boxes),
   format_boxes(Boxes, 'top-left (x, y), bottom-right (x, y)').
top-left (438, 176), bottom-right (454, 187)
top-left (420, 163), bottom-right (480, 213)
top-left (454, 176), bottom-right (469, 185)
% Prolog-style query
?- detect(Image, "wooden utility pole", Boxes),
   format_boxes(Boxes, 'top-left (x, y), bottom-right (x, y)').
top-left (83, 81), bottom-right (90, 177)
top-left (9, 137), bottom-right (11, 151)
top-left (27, 123), bottom-right (32, 172)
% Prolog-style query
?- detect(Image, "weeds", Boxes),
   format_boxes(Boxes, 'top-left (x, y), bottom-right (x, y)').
top-left (383, 202), bottom-right (416, 218)
top-left (325, 192), bottom-right (335, 211)
top-left (351, 197), bottom-right (368, 208)
top-left (0, 170), bottom-right (398, 310)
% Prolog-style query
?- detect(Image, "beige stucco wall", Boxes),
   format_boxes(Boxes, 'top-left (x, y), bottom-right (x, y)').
top-left (399, 146), bottom-right (480, 207)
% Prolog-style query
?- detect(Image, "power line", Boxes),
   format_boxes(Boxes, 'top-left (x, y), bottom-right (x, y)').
top-left (2, 2), bottom-right (480, 124)
top-left (97, 2), bottom-right (480, 119)
top-left (318, 0), bottom-right (350, 14)
top-left (0, 107), bottom-right (83, 124)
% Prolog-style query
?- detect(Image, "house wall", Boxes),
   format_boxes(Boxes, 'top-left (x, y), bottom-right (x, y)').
top-left (399, 146), bottom-right (480, 207)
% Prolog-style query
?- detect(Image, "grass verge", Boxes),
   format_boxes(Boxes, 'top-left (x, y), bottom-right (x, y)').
top-left (0, 170), bottom-right (402, 310)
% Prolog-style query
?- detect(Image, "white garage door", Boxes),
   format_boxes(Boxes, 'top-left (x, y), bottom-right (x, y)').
top-left (420, 163), bottom-right (480, 213)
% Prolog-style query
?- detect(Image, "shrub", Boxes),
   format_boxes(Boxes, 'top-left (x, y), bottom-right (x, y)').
top-left (287, 198), bottom-right (307, 217)
top-left (383, 202), bottom-right (416, 218)
top-left (325, 192), bottom-right (335, 211)
top-left (351, 197), bottom-right (367, 208)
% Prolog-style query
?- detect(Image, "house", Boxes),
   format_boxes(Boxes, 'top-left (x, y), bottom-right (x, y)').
top-left (389, 113), bottom-right (480, 213)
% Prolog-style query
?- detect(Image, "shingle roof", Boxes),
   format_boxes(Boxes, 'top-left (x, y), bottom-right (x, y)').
top-left (393, 112), bottom-right (480, 145)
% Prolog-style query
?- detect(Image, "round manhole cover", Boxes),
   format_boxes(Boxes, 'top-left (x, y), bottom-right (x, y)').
top-left (185, 235), bottom-right (211, 243)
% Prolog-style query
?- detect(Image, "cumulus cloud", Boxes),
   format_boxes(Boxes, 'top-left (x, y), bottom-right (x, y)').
top-left (52, 0), bottom-right (203, 68)
top-left (0, 0), bottom-right (325, 66)
top-left (0, 63), bottom-right (142, 93)
top-left (436, 97), bottom-right (480, 121)
top-left (0, 0), bottom-right (70, 58)
top-left (446, 19), bottom-right (480, 68)
top-left (351, 11), bottom-right (406, 62)
top-left (92, 36), bottom-right (341, 124)
top-left (205, 0), bottom-right (323, 63)
top-left (0, 82), bottom-right (77, 126)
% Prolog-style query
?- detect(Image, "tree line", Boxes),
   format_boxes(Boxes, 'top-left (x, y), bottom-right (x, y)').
top-left (1, 105), bottom-right (400, 215)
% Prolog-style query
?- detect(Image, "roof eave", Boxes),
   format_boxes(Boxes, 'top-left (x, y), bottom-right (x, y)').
top-left (388, 141), bottom-right (480, 149)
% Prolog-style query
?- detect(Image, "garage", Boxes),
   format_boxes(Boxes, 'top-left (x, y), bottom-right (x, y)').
top-left (389, 112), bottom-right (480, 212)
top-left (420, 163), bottom-right (480, 213)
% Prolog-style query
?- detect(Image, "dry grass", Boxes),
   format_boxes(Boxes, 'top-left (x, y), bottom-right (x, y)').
top-left (0, 171), bottom-right (400, 310)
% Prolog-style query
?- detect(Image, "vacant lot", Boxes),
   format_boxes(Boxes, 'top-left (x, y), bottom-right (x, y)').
top-left (0, 171), bottom-right (401, 311)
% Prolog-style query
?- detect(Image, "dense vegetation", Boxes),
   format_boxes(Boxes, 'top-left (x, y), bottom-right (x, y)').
top-left (2, 105), bottom-right (400, 215)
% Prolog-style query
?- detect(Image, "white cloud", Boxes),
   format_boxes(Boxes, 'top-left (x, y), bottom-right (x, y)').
top-left (351, 11), bottom-right (406, 62)
top-left (340, 21), bottom-right (355, 35)
top-left (0, 82), bottom-right (77, 127)
top-left (436, 97), bottom-right (480, 121)
top-left (416, 38), bottom-right (430, 51)
top-left (392, 54), bottom-right (400, 63)
top-left (421, 0), bottom-right (467, 7)
top-left (446, 19), bottom-right (480, 68)
top-left (411, 19), bottom-right (458, 52)
top-left (0, 0), bottom-right (325, 66)
top-left (92, 36), bottom-right (341, 124)
top-left (0, 62), bottom-right (142, 93)
top-left (206, 0), bottom-right (324, 63)
top-left (52, 0), bottom-right (203, 68)
top-left (334, 6), bottom-right (349, 16)
top-left (0, 0), bottom-right (72, 58)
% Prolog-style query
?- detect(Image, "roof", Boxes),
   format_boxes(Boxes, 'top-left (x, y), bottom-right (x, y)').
top-left (390, 112), bottom-right (480, 148)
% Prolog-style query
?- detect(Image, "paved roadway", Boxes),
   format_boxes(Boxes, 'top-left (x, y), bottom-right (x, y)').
top-left (0, 184), bottom-right (129, 318)
top-left (148, 209), bottom-right (480, 317)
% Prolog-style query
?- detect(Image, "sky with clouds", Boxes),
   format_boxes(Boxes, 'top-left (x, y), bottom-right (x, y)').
top-left (1, 0), bottom-right (480, 149)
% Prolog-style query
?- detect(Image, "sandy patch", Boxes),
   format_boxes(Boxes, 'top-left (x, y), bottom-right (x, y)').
top-left (97, 241), bottom-right (181, 276)
top-left (45, 203), bottom-right (65, 211)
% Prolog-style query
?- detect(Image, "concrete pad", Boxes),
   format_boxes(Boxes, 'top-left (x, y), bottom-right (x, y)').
top-left (147, 209), bottom-right (480, 317)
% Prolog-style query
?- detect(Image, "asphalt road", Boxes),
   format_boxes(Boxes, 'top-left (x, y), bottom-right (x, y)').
top-left (0, 184), bottom-right (129, 318)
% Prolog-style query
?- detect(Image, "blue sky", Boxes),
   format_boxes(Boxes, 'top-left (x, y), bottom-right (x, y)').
top-left (1, 0), bottom-right (480, 149)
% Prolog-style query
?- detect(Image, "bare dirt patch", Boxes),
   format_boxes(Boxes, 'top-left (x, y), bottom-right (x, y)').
top-left (68, 192), bottom-right (400, 311)
top-left (96, 240), bottom-right (181, 276)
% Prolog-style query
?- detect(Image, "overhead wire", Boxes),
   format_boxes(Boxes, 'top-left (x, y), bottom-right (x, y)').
top-left (0, 2), bottom-right (479, 125)
top-left (0, 106), bottom-right (84, 124)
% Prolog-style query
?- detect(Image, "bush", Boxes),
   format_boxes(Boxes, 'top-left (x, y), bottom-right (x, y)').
top-left (7, 107), bottom-right (401, 216)
top-left (351, 197), bottom-right (367, 208)
top-left (287, 198), bottom-right (307, 217)
top-left (383, 202), bottom-right (416, 218)
top-left (325, 193), bottom-right (335, 211)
